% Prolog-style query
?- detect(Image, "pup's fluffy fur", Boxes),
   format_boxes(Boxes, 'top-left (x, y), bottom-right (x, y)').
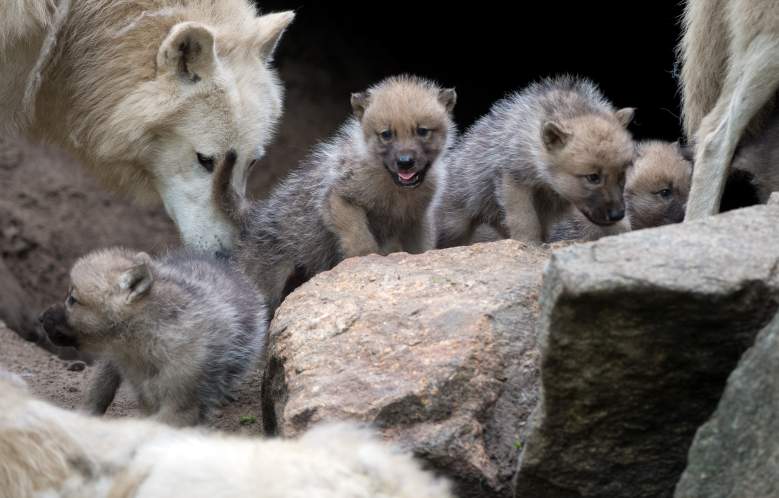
top-left (434, 75), bottom-right (635, 247)
top-left (40, 248), bottom-right (267, 427)
top-left (224, 75), bottom-right (456, 311)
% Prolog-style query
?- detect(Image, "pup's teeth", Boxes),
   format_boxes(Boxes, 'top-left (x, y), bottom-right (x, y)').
top-left (398, 171), bottom-right (416, 181)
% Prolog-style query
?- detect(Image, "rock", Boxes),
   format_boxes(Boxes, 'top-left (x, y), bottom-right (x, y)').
top-left (263, 240), bottom-right (548, 498)
top-left (514, 203), bottom-right (779, 498)
top-left (674, 311), bottom-right (779, 498)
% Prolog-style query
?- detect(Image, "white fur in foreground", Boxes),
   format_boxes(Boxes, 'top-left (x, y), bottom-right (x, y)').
top-left (0, 374), bottom-right (452, 498)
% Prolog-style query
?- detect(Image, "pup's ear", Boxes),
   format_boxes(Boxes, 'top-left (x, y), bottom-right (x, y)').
top-left (254, 11), bottom-right (295, 61)
top-left (675, 140), bottom-right (695, 165)
top-left (615, 107), bottom-right (636, 128)
top-left (119, 253), bottom-right (154, 303)
top-left (542, 121), bottom-right (571, 151)
top-left (351, 92), bottom-right (369, 120)
top-left (438, 88), bottom-right (457, 113)
top-left (157, 22), bottom-right (216, 83)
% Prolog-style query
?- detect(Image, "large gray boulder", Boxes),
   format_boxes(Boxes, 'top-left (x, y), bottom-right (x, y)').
top-left (514, 203), bottom-right (779, 498)
top-left (263, 240), bottom-right (549, 498)
top-left (674, 311), bottom-right (779, 498)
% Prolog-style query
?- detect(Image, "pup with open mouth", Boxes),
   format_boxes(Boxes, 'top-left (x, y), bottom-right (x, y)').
top-left (225, 75), bottom-right (457, 313)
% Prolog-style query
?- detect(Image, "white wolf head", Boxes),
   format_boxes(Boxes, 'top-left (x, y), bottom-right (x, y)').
top-left (99, 9), bottom-right (294, 252)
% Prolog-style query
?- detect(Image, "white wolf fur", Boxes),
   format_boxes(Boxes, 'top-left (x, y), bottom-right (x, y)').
top-left (0, 0), bottom-right (294, 251)
top-left (680, 0), bottom-right (779, 219)
top-left (0, 373), bottom-right (452, 498)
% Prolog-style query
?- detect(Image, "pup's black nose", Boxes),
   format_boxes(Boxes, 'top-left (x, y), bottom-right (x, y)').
top-left (607, 208), bottom-right (626, 222)
top-left (38, 312), bottom-right (45, 324)
top-left (396, 155), bottom-right (415, 170)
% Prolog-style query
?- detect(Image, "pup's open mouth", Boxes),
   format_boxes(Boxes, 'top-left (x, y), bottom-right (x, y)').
top-left (397, 170), bottom-right (422, 186)
top-left (387, 162), bottom-right (431, 189)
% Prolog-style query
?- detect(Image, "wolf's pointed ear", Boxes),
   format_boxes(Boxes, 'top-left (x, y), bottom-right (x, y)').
top-left (119, 253), bottom-right (153, 303)
top-left (255, 11), bottom-right (295, 61)
top-left (615, 107), bottom-right (635, 128)
top-left (438, 88), bottom-right (457, 113)
top-left (157, 22), bottom-right (216, 83)
top-left (351, 92), bottom-right (369, 120)
top-left (542, 121), bottom-right (571, 151)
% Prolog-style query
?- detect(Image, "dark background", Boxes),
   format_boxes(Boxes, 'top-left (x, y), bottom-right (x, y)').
top-left (249, 1), bottom-right (686, 194)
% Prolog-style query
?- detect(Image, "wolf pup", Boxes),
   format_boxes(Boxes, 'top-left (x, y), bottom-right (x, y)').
top-left (222, 75), bottom-right (456, 312)
top-left (40, 248), bottom-right (267, 427)
top-left (434, 75), bottom-right (635, 247)
top-left (550, 141), bottom-right (693, 241)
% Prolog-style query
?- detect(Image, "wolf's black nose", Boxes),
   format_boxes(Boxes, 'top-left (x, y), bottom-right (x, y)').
top-left (607, 208), bottom-right (625, 222)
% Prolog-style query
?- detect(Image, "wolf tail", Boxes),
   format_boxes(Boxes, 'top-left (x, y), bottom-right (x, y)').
top-left (678, 0), bottom-right (729, 140)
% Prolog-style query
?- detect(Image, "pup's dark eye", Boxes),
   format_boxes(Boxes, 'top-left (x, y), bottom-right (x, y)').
top-left (196, 153), bottom-right (215, 173)
top-left (585, 174), bottom-right (602, 184)
top-left (379, 130), bottom-right (393, 141)
top-left (66, 293), bottom-right (78, 307)
top-left (656, 188), bottom-right (673, 199)
top-left (417, 127), bottom-right (431, 138)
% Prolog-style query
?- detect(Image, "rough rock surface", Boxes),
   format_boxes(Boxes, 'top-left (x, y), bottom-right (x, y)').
top-left (514, 204), bottom-right (779, 498)
top-left (264, 240), bottom-right (549, 498)
top-left (674, 311), bottom-right (779, 498)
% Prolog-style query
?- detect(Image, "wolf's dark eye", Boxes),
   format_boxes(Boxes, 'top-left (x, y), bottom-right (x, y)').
top-left (196, 153), bottom-right (215, 173)
top-left (656, 188), bottom-right (673, 199)
top-left (585, 174), bottom-right (602, 184)
top-left (417, 127), bottom-right (431, 138)
top-left (66, 293), bottom-right (78, 307)
top-left (379, 130), bottom-right (393, 141)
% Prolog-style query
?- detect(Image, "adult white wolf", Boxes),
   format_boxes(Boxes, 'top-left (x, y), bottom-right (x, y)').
top-left (0, 0), bottom-right (294, 251)
top-left (679, 0), bottom-right (779, 219)
top-left (0, 371), bottom-right (453, 498)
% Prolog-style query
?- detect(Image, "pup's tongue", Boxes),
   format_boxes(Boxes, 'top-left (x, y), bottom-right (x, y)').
top-left (398, 171), bottom-right (417, 182)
